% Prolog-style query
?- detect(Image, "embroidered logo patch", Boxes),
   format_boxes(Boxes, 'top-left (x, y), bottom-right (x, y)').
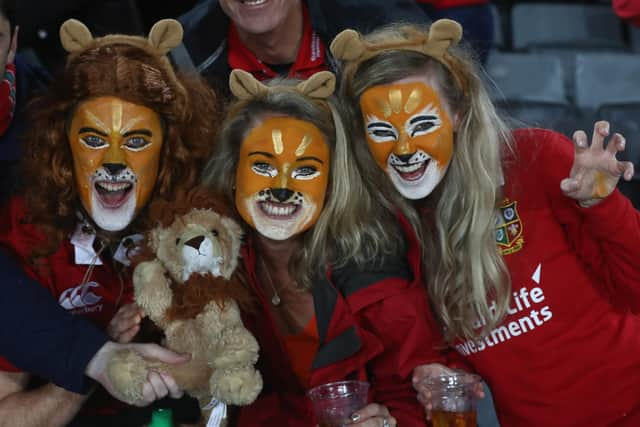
top-left (496, 198), bottom-right (524, 255)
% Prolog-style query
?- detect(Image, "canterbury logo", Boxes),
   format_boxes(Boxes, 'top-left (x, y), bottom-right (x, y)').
top-left (58, 281), bottom-right (102, 310)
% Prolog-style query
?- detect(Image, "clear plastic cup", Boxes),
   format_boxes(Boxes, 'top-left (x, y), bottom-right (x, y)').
top-left (423, 372), bottom-right (481, 427)
top-left (307, 380), bottom-right (370, 427)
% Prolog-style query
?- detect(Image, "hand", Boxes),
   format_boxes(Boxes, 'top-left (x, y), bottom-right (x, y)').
top-left (349, 403), bottom-right (397, 427)
top-left (412, 364), bottom-right (484, 420)
top-left (86, 342), bottom-right (191, 406)
top-left (107, 303), bottom-right (144, 343)
top-left (560, 121), bottom-right (635, 207)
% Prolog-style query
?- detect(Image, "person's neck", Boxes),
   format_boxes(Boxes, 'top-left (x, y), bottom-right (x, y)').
top-left (236, 2), bottom-right (304, 65)
top-left (254, 233), bottom-right (298, 274)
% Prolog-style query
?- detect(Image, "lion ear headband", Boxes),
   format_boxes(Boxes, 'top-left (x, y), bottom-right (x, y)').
top-left (228, 69), bottom-right (336, 100)
top-left (59, 18), bottom-right (186, 96)
top-left (329, 19), bottom-right (467, 92)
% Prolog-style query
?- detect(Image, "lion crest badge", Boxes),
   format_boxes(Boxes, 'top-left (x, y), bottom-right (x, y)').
top-left (496, 198), bottom-right (524, 255)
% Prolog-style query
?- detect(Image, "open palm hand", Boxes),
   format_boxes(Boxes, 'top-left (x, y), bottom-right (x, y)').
top-left (560, 121), bottom-right (635, 207)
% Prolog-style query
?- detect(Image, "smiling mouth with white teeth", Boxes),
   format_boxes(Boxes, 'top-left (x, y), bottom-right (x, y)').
top-left (393, 159), bottom-right (431, 181)
top-left (95, 181), bottom-right (134, 208)
top-left (259, 200), bottom-right (300, 219)
top-left (240, 0), bottom-right (267, 5)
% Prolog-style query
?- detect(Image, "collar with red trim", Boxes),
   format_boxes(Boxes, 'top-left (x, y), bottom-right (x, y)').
top-left (227, 4), bottom-right (327, 81)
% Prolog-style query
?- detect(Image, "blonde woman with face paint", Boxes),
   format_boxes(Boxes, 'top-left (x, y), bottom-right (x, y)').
top-left (201, 69), bottom-right (444, 427)
top-left (333, 20), bottom-right (640, 427)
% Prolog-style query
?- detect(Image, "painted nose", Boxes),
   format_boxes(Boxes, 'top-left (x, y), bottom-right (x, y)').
top-left (184, 235), bottom-right (205, 250)
top-left (270, 188), bottom-right (293, 202)
top-left (103, 163), bottom-right (126, 176)
top-left (396, 153), bottom-right (415, 163)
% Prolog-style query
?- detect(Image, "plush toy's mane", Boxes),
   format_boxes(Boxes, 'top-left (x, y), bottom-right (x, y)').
top-left (166, 273), bottom-right (252, 321)
top-left (147, 187), bottom-right (237, 228)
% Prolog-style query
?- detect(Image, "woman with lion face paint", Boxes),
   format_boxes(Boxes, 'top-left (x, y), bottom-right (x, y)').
top-left (201, 69), bottom-right (444, 426)
top-left (0, 19), bottom-right (218, 426)
top-left (334, 20), bottom-right (640, 427)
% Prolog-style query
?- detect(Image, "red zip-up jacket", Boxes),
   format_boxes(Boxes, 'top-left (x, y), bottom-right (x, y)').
top-left (236, 215), bottom-right (444, 426)
top-left (448, 129), bottom-right (640, 426)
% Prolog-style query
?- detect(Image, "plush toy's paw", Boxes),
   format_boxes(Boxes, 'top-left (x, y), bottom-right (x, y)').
top-left (133, 260), bottom-right (173, 325)
top-left (210, 326), bottom-right (259, 368)
top-left (106, 349), bottom-right (149, 404)
top-left (210, 366), bottom-right (263, 406)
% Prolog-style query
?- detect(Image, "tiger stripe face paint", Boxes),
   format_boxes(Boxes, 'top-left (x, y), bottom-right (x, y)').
top-left (235, 117), bottom-right (330, 240)
top-left (360, 80), bottom-right (454, 200)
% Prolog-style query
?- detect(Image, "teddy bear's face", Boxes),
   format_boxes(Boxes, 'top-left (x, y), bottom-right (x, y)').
top-left (150, 208), bottom-right (243, 283)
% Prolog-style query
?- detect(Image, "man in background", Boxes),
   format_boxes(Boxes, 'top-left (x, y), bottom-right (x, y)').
top-left (174, 0), bottom-right (429, 95)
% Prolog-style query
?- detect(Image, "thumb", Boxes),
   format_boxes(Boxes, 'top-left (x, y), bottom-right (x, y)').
top-left (412, 363), bottom-right (452, 386)
top-left (132, 343), bottom-right (191, 364)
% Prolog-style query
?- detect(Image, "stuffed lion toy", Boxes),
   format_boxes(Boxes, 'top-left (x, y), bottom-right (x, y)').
top-left (106, 188), bottom-right (262, 423)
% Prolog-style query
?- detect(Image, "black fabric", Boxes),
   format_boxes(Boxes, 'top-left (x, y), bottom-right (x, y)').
top-left (0, 249), bottom-right (109, 393)
top-left (330, 254), bottom-right (412, 298)
top-left (175, 0), bottom-right (430, 92)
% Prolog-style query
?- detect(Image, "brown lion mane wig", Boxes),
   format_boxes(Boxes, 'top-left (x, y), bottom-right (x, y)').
top-left (21, 31), bottom-right (220, 258)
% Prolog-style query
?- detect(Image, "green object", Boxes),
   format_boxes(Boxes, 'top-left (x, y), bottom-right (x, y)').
top-left (149, 408), bottom-right (174, 427)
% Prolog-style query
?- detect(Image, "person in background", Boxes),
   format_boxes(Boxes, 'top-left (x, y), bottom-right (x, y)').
top-left (173, 0), bottom-right (429, 96)
top-left (0, 249), bottom-right (190, 405)
top-left (415, 0), bottom-right (494, 63)
top-left (333, 20), bottom-right (640, 426)
top-left (613, 0), bottom-right (640, 27)
top-left (0, 18), bottom-right (218, 427)
top-left (0, 0), bottom-right (49, 205)
top-left (201, 69), bottom-right (443, 426)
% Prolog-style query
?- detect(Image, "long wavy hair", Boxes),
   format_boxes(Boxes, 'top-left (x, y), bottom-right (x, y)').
top-left (202, 77), bottom-right (410, 289)
top-left (21, 42), bottom-right (219, 258)
top-left (341, 23), bottom-right (513, 340)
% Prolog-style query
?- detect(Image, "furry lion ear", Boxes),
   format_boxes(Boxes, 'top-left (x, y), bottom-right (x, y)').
top-left (229, 69), bottom-right (269, 100)
top-left (59, 19), bottom-right (94, 53)
top-left (330, 29), bottom-right (367, 62)
top-left (296, 71), bottom-right (336, 99)
top-left (425, 19), bottom-right (463, 54)
top-left (148, 19), bottom-right (184, 54)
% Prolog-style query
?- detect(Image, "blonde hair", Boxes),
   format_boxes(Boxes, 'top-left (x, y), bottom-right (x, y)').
top-left (202, 77), bottom-right (408, 289)
top-left (341, 23), bottom-right (513, 340)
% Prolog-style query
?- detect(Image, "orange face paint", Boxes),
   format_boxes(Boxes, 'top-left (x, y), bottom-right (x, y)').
top-left (360, 81), bottom-right (454, 200)
top-left (235, 117), bottom-right (330, 240)
top-left (68, 96), bottom-right (164, 231)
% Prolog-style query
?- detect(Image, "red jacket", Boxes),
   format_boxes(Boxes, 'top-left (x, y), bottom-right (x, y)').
top-left (448, 129), bottom-right (640, 426)
top-left (236, 215), bottom-right (444, 426)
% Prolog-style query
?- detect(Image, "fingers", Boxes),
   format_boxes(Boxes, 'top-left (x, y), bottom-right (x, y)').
top-left (412, 363), bottom-right (453, 392)
top-left (108, 303), bottom-right (143, 342)
top-left (350, 403), bottom-right (396, 426)
top-left (606, 132), bottom-right (625, 156)
top-left (572, 129), bottom-right (589, 153)
top-left (620, 161), bottom-right (635, 181)
top-left (132, 343), bottom-right (191, 364)
top-left (160, 372), bottom-right (184, 399)
top-left (591, 120), bottom-right (609, 151)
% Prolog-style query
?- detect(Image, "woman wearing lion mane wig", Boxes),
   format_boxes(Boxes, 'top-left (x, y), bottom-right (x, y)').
top-left (0, 18), bottom-right (218, 427)
top-left (333, 19), bottom-right (640, 427)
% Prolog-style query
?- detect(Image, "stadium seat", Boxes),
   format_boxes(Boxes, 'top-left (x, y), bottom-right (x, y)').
top-left (574, 53), bottom-right (640, 111)
top-left (484, 51), bottom-right (582, 134)
top-left (597, 103), bottom-right (640, 209)
top-left (511, 3), bottom-right (626, 51)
